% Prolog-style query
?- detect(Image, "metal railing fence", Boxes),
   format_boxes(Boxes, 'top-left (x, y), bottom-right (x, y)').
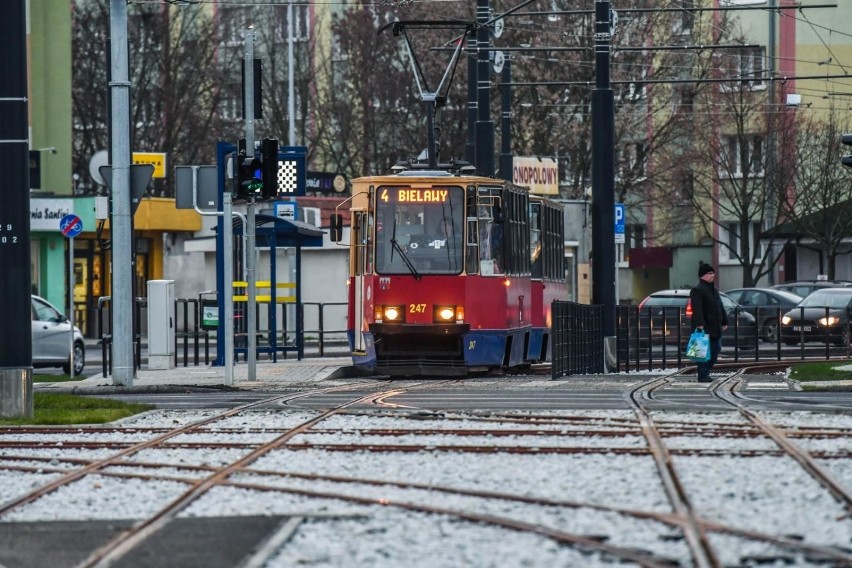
top-left (552, 301), bottom-right (604, 378)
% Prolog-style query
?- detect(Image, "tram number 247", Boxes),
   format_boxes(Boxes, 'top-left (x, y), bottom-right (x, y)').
top-left (409, 304), bottom-right (426, 313)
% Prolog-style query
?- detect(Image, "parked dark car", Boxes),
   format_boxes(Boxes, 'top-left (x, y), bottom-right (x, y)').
top-left (780, 288), bottom-right (852, 345)
top-left (637, 289), bottom-right (757, 347)
top-left (724, 288), bottom-right (803, 342)
top-left (771, 280), bottom-right (852, 298)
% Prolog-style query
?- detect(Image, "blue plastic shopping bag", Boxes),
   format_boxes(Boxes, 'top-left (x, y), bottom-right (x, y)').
top-left (685, 330), bottom-right (711, 362)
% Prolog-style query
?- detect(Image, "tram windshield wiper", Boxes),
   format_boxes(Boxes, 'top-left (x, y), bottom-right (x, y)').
top-left (391, 237), bottom-right (421, 280)
top-left (390, 214), bottom-right (421, 280)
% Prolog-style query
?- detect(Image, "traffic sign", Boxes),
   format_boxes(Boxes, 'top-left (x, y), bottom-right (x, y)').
top-left (99, 164), bottom-right (155, 215)
top-left (274, 201), bottom-right (297, 221)
top-left (614, 203), bottom-right (625, 244)
top-left (60, 214), bottom-right (83, 238)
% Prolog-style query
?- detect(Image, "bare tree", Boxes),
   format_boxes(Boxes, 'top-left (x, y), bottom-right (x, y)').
top-left (672, 67), bottom-right (796, 286)
top-left (72, 2), bottom-right (238, 196)
top-left (776, 108), bottom-right (852, 279)
top-left (307, 3), bottom-right (472, 176)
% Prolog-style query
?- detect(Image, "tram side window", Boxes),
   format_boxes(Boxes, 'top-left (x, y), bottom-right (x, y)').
top-left (505, 189), bottom-right (530, 276)
top-left (365, 214), bottom-right (374, 274)
top-left (466, 187), bottom-right (479, 274)
top-left (530, 203), bottom-right (542, 279)
top-left (478, 190), bottom-right (504, 276)
top-left (541, 204), bottom-right (565, 281)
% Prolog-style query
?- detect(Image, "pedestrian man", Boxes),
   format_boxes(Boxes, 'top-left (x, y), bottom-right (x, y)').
top-left (690, 262), bottom-right (728, 383)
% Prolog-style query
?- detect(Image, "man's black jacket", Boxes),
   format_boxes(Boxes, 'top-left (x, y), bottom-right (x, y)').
top-left (689, 280), bottom-right (728, 338)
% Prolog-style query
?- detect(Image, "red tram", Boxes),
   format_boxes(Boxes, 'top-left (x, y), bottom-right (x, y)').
top-left (332, 167), bottom-right (567, 376)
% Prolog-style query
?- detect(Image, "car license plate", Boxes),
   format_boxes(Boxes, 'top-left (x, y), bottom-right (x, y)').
top-left (793, 325), bottom-right (811, 332)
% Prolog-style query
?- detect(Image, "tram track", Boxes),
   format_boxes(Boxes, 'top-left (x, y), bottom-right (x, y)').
top-left (2, 380), bottom-right (691, 567)
top-left (1, 375), bottom-right (851, 566)
top-left (628, 364), bottom-right (852, 565)
top-left (2, 447), bottom-right (850, 566)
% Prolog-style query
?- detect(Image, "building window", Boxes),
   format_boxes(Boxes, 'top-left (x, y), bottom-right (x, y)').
top-left (672, 0), bottom-right (695, 35)
top-left (617, 142), bottom-right (646, 179)
top-left (675, 86), bottom-right (695, 113)
top-left (221, 84), bottom-right (242, 121)
top-left (720, 221), bottom-right (765, 262)
top-left (273, 4), bottom-right (311, 43)
top-left (722, 135), bottom-right (764, 177)
top-left (721, 47), bottom-right (765, 89)
top-left (677, 170), bottom-right (694, 204)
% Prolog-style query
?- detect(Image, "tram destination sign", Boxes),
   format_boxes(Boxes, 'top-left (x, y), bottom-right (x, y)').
top-left (382, 188), bottom-right (451, 203)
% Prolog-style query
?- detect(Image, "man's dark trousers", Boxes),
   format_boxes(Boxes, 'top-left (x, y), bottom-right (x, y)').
top-left (696, 335), bottom-right (722, 382)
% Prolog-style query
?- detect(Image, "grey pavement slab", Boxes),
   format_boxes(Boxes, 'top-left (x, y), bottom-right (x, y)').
top-left (34, 356), bottom-right (375, 394)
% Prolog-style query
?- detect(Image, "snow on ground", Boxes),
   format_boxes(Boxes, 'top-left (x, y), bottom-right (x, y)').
top-left (0, 407), bottom-right (851, 567)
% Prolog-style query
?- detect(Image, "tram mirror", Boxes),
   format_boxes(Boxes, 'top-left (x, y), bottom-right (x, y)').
top-left (330, 213), bottom-right (343, 242)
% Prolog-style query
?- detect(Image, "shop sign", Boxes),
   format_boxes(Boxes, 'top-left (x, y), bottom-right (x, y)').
top-left (512, 156), bottom-right (559, 195)
top-left (30, 198), bottom-right (74, 232)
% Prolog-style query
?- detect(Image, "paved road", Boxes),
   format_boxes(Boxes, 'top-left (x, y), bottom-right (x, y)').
top-left (83, 374), bottom-right (852, 413)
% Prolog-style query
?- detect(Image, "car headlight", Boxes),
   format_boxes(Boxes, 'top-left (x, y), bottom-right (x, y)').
top-left (781, 315), bottom-right (791, 325)
top-left (433, 305), bottom-right (464, 323)
top-left (375, 305), bottom-right (405, 323)
top-left (819, 316), bottom-right (840, 326)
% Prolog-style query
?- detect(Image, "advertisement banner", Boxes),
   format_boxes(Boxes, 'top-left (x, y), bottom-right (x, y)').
top-left (512, 157), bottom-right (559, 195)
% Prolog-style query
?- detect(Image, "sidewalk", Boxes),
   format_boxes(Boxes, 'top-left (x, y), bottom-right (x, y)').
top-left (36, 355), bottom-right (375, 394)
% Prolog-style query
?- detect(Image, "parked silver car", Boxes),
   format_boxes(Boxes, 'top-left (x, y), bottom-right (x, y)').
top-left (31, 295), bottom-right (85, 375)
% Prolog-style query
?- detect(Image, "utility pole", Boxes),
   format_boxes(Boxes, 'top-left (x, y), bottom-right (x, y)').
top-left (466, 42), bottom-right (477, 165)
top-left (475, 0), bottom-right (495, 176)
top-left (244, 28), bottom-right (258, 381)
top-left (110, 0), bottom-right (135, 386)
top-left (766, 0), bottom-right (778, 285)
top-left (288, 0), bottom-right (296, 147)
top-left (591, 0), bottom-right (616, 338)
top-left (499, 56), bottom-right (512, 180)
top-left (0, 0), bottom-right (33, 418)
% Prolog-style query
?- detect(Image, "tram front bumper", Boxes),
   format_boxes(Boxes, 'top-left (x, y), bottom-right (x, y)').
top-left (369, 323), bottom-right (470, 376)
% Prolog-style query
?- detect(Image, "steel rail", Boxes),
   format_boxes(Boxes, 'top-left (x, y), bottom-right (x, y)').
top-left (638, 365), bottom-right (852, 564)
top-left (75, 384), bottom-right (443, 568)
top-left (5, 398), bottom-right (852, 565)
top-left (627, 370), bottom-right (720, 568)
top-left (0, 380), bottom-right (388, 516)
top-left (713, 367), bottom-right (852, 515)
top-left (3, 454), bottom-right (850, 564)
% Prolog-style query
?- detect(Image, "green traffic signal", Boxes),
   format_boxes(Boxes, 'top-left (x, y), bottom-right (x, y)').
top-left (237, 155), bottom-right (263, 199)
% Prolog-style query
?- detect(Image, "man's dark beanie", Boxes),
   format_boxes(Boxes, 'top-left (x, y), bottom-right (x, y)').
top-left (698, 262), bottom-right (715, 277)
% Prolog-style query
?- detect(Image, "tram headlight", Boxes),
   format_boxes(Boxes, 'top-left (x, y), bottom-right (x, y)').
top-left (375, 305), bottom-right (404, 323)
top-left (434, 305), bottom-right (464, 323)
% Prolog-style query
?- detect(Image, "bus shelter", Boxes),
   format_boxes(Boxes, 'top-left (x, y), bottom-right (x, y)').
top-left (215, 214), bottom-right (323, 363)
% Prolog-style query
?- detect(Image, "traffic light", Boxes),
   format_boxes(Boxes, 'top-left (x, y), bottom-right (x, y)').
top-left (236, 152), bottom-right (262, 200)
top-left (843, 134), bottom-right (852, 169)
top-left (261, 138), bottom-right (279, 199)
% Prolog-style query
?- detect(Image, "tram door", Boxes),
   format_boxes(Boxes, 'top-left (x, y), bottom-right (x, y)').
top-left (352, 210), bottom-right (368, 352)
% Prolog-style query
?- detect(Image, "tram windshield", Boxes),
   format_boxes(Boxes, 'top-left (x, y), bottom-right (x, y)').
top-left (374, 185), bottom-right (465, 275)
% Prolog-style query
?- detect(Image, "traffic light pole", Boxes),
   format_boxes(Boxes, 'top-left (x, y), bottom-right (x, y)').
top-left (244, 28), bottom-right (258, 381)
